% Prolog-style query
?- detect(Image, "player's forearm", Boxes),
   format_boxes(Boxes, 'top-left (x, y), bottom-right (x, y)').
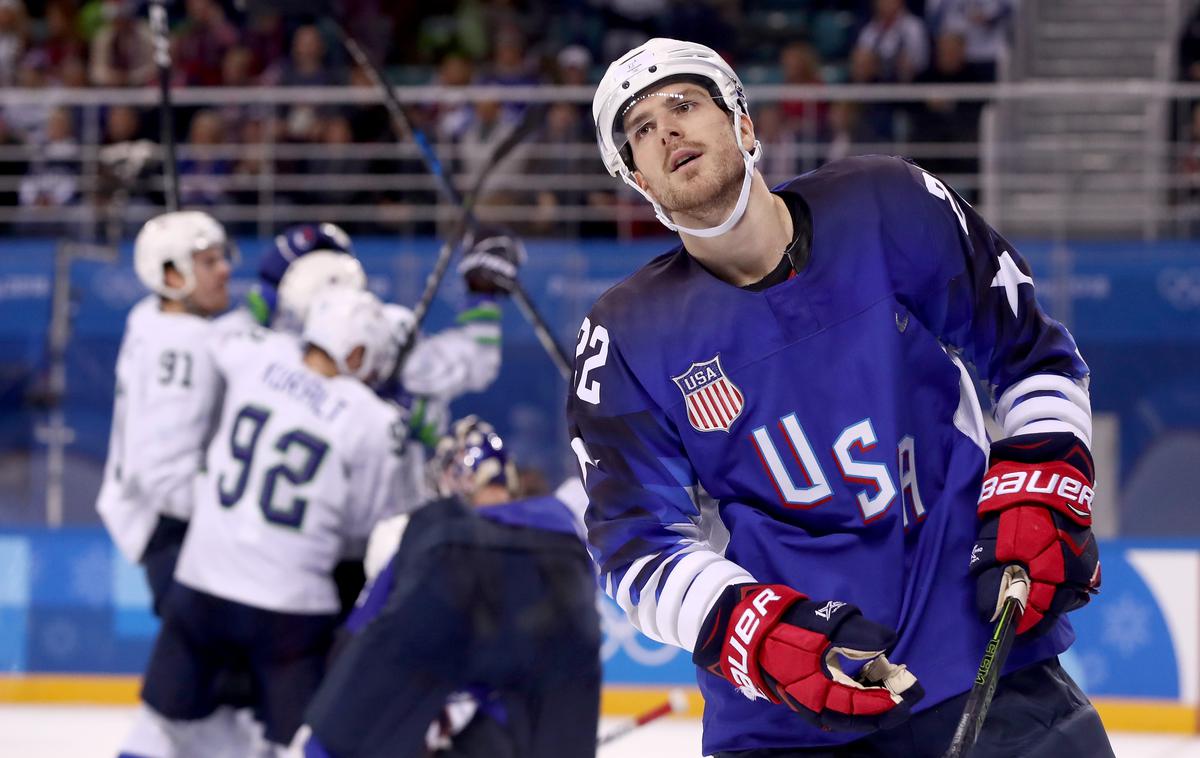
top-left (602, 541), bottom-right (755, 652)
top-left (994, 373), bottom-right (1092, 447)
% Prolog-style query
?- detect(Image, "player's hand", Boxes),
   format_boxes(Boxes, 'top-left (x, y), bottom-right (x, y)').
top-left (458, 228), bottom-right (525, 296)
top-left (693, 584), bottom-right (923, 732)
top-left (971, 432), bottom-right (1101, 636)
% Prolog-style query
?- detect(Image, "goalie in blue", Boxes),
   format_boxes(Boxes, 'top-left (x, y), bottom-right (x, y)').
top-left (567, 38), bottom-right (1113, 757)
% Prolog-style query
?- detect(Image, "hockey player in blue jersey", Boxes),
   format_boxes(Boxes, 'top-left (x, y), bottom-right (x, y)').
top-left (300, 417), bottom-right (601, 758)
top-left (568, 38), bottom-right (1112, 757)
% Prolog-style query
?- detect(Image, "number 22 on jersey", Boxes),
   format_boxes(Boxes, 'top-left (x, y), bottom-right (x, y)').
top-left (217, 405), bottom-right (329, 528)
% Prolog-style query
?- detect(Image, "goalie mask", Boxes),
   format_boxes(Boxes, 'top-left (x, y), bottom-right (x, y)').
top-left (432, 416), bottom-right (519, 500)
top-left (593, 38), bottom-right (761, 238)
top-left (133, 210), bottom-right (235, 299)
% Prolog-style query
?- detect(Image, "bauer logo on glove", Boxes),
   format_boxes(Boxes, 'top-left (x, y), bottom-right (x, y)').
top-left (694, 583), bottom-right (924, 732)
top-left (971, 432), bottom-right (1101, 636)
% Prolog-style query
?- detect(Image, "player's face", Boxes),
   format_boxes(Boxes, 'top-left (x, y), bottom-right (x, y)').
top-left (623, 83), bottom-right (753, 224)
top-left (189, 246), bottom-right (231, 315)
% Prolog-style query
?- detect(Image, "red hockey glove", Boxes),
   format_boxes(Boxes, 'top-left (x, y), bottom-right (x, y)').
top-left (693, 584), bottom-right (923, 732)
top-left (971, 432), bottom-right (1101, 636)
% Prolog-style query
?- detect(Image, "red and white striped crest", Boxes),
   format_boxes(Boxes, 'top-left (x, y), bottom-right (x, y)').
top-left (671, 355), bottom-right (744, 433)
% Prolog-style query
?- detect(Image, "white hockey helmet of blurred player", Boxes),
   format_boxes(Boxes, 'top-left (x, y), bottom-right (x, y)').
top-left (302, 287), bottom-right (392, 383)
top-left (370, 302), bottom-right (417, 389)
top-left (592, 38), bottom-right (761, 238)
top-left (133, 210), bottom-right (230, 299)
top-left (275, 251), bottom-right (367, 334)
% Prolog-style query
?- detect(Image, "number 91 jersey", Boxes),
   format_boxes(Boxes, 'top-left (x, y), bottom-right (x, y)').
top-left (566, 156), bottom-right (1092, 753)
top-left (176, 327), bottom-right (411, 615)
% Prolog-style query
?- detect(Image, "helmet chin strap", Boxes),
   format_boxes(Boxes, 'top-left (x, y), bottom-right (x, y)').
top-left (626, 111), bottom-right (763, 239)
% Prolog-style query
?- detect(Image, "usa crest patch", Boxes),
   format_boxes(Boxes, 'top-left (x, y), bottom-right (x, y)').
top-left (672, 355), bottom-right (744, 433)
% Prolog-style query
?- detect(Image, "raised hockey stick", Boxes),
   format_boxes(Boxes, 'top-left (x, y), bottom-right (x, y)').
top-left (511, 283), bottom-right (572, 381)
top-left (336, 24), bottom-right (550, 383)
top-left (148, 0), bottom-right (178, 211)
top-left (942, 567), bottom-right (1030, 758)
top-left (596, 689), bottom-right (690, 748)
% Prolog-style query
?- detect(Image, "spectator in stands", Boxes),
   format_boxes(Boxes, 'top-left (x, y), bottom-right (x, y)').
top-left (432, 51), bottom-right (476, 142)
top-left (823, 101), bottom-right (872, 165)
top-left (0, 0), bottom-right (28, 87)
top-left (243, 10), bottom-right (285, 78)
top-left (928, 0), bottom-right (1012, 82)
top-left (556, 43), bottom-right (592, 85)
top-left (1183, 4), bottom-right (1200, 83)
top-left (303, 113), bottom-right (367, 209)
top-left (174, 0), bottom-right (239, 87)
top-left (270, 24), bottom-right (344, 87)
top-left (89, 0), bottom-right (154, 86)
top-left (852, 0), bottom-right (929, 85)
top-left (31, 0), bottom-right (84, 70)
top-left (19, 106), bottom-right (79, 212)
top-left (98, 104), bottom-right (156, 213)
top-left (851, 0), bottom-right (930, 140)
top-left (486, 22), bottom-right (538, 121)
top-left (778, 41), bottom-right (829, 144)
top-left (0, 112), bottom-right (27, 233)
top-left (5, 54), bottom-right (51, 143)
top-left (217, 46), bottom-right (257, 138)
top-left (528, 100), bottom-right (590, 235)
top-left (752, 103), bottom-right (801, 185)
top-left (456, 97), bottom-right (531, 211)
top-left (179, 109), bottom-right (231, 207)
top-left (914, 24), bottom-right (983, 196)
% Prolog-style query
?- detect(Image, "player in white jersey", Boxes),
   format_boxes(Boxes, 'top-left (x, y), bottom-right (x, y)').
top-left (141, 287), bottom-right (410, 755)
top-left (95, 210), bottom-right (238, 758)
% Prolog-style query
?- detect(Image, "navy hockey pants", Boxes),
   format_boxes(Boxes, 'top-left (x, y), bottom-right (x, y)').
top-left (715, 658), bottom-right (1113, 758)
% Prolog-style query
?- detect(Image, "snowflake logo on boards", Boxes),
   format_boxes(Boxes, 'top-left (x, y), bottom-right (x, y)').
top-left (1101, 593), bottom-right (1151, 657)
top-left (71, 543), bottom-right (110, 608)
top-left (815, 601), bottom-right (847, 621)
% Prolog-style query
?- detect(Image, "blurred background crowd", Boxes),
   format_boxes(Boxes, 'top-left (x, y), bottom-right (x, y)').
top-left (0, 0), bottom-right (1026, 237)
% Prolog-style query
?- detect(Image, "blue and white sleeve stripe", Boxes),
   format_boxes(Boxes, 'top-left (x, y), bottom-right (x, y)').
top-left (994, 373), bottom-right (1092, 448)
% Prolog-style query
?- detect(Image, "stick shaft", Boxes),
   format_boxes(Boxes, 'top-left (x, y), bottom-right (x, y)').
top-left (511, 283), bottom-right (573, 381)
top-left (943, 595), bottom-right (1022, 758)
top-left (596, 699), bottom-right (675, 747)
top-left (148, 0), bottom-right (178, 211)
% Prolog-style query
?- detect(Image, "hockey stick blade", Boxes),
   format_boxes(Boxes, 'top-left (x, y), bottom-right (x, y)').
top-left (596, 689), bottom-right (690, 748)
top-left (942, 567), bottom-right (1030, 758)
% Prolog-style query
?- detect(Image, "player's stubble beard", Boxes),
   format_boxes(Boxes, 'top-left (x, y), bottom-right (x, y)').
top-left (650, 131), bottom-right (745, 227)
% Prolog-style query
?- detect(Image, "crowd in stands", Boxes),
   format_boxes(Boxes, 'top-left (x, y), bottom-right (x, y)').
top-left (0, 0), bottom-right (1015, 237)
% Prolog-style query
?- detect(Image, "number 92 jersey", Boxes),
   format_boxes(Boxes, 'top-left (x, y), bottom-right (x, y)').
top-left (566, 156), bottom-right (1091, 753)
top-left (175, 326), bottom-right (411, 615)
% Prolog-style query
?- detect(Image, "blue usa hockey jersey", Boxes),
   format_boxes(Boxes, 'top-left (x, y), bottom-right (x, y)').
top-left (566, 155), bottom-right (1092, 753)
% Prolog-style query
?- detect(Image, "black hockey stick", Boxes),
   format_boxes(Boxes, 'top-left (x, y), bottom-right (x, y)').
top-left (148, 0), bottom-right (178, 211)
top-left (336, 24), bottom-right (550, 382)
top-left (942, 567), bottom-right (1030, 758)
top-left (511, 283), bottom-right (572, 381)
top-left (596, 689), bottom-right (689, 747)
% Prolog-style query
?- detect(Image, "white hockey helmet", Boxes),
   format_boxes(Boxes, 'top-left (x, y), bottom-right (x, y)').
top-left (592, 38), bottom-right (762, 238)
top-left (133, 210), bottom-right (229, 299)
top-left (302, 287), bottom-right (392, 382)
top-left (371, 302), bottom-right (417, 388)
top-left (275, 250), bottom-right (368, 334)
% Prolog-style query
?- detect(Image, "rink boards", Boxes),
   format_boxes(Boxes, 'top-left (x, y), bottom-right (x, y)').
top-left (0, 530), bottom-right (1198, 732)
